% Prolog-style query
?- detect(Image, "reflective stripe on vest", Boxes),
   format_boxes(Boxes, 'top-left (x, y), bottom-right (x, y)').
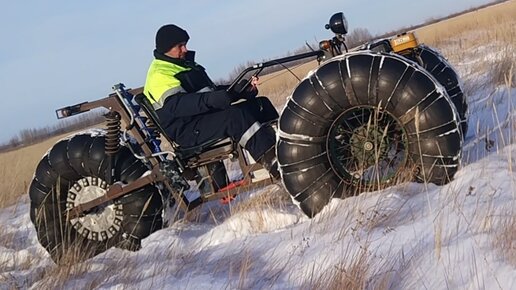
top-left (143, 59), bottom-right (190, 110)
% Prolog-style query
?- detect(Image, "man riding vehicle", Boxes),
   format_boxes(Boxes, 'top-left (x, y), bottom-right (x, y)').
top-left (143, 24), bottom-right (280, 179)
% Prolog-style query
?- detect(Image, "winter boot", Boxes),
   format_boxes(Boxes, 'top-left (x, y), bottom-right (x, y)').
top-left (257, 147), bottom-right (280, 180)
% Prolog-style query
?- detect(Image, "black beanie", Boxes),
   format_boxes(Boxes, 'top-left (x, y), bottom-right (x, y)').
top-left (155, 24), bottom-right (190, 54)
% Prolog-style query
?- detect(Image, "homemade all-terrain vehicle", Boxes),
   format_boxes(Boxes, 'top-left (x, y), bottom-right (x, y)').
top-left (29, 12), bottom-right (467, 262)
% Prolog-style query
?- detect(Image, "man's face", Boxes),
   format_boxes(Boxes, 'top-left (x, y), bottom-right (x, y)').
top-left (168, 42), bottom-right (188, 59)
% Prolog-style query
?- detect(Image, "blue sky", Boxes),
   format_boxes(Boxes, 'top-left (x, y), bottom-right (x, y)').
top-left (0, 0), bottom-right (493, 143)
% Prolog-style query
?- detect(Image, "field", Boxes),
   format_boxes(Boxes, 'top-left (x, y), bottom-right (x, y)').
top-left (0, 134), bottom-right (72, 207)
top-left (0, 1), bottom-right (515, 288)
top-left (1, 1), bottom-right (514, 209)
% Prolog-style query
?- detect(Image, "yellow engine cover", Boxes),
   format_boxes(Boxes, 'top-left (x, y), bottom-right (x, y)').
top-left (390, 33), bottom-right (419, 52)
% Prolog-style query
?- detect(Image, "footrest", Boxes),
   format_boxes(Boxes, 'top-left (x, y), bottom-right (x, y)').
top-left (218, 180), bottom-right (248, 204)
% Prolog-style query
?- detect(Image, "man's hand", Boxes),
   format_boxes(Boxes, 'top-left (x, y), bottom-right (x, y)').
top-left (250, 76), bottom-right (259, 87)
top-left (244, 76), bottom-right (259, 99)
top-left (228, 76), bottom-right (259, 101)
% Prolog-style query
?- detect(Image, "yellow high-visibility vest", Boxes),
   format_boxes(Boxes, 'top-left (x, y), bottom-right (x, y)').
top-left (143, 59), bottom-right (190, 110)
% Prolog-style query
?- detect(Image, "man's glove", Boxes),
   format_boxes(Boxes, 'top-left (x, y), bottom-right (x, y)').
top-left (233, 77), bottom-right (259, 100)
top-left (241, 83), bottom-right (258, 99)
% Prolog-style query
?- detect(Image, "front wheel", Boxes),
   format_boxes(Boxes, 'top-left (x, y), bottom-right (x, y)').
top-left (29, 132), bottom-right (163, 263)
top-left (277, 52), bottom-right (463, 217)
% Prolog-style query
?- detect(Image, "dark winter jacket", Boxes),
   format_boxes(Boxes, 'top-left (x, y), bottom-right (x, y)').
top-left (143, 50), bottom-right (232, 130)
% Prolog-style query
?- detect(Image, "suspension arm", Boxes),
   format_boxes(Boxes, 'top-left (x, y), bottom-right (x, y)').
top-left (66, 165), bottom-right (164, 219)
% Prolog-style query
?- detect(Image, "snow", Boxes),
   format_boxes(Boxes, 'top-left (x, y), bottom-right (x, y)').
top-left (1, 43), bottom-right (515, 290)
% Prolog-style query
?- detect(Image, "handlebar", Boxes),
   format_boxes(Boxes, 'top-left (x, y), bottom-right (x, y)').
top-left (226, 50), bottom-right (325, 94)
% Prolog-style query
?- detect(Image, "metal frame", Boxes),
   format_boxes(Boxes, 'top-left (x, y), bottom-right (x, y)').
top-left (57, 50), bottom-right (325, 219)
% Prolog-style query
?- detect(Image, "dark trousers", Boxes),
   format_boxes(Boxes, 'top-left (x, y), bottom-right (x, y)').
top-left (168, 97), bottom-right (278, 160)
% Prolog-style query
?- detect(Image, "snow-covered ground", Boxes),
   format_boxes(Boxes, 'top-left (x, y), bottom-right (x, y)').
top-left (1, 43), bottom-right (515, 289)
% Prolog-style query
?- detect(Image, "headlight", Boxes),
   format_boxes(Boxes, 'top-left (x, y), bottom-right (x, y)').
top-left (325, 12), bottom-right (348, 35)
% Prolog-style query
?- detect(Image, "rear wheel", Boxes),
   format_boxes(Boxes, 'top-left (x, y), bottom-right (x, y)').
top-left (29, 132), bottom-right (163, 263)
top-left (277, 52), bottom-right (463, 217)
top-left (407, 45), bottom-right (468, 137)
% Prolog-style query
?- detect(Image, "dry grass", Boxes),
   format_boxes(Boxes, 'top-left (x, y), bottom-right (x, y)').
top-left (415, 0), bottom-right (516, 79)
top-left (228, 186), bottom-right (293, 233)
top-left (0, 134), bottom-right (71, 208)
top-left (229, 185), bottom-right (291, 215)
top-left (256, 60), bottom-right (318, 107)
top-left (2, 1), bottom-right (513, 210)
top-left (304, 249), bottom-right (370, 290)
top-left (0, 123), bottom-right (108, 209)
top-left (490, 50), bottom-right (516, 88)
top-left (416, 1), bottom-right (516, 47)
top-left (0, 1), bottom-right (515, 288)
top-left (494, 213), bottom-right (516, 266)
top-left (302, 238), bottom-right (399, 290)
top-left (184, 184), bottom-right (293, 236)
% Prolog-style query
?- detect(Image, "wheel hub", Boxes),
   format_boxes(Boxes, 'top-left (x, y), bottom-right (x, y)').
top-left (350, 125), bottom-right (390, 168)
top-left (66, 177), bottom-right (123, 241)
top-left (363, 141), bottom-right (374, 151)
top-left (327, 106), bottom-right (408, 187)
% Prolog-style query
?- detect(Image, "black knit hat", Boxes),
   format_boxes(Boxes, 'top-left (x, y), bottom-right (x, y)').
top-left (155, 24), bottom-right (190, 54)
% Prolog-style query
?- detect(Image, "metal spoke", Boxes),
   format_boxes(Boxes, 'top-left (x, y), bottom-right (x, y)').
top-left (327, 106), bottom-right (408, 188)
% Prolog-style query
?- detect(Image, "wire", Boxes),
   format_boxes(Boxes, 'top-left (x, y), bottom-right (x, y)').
top-left (273, 61), bottom-right (302, 82)
top-left (259, 61), bottom-right (310, 85)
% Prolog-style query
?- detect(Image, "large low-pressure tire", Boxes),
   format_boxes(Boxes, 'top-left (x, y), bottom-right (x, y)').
top-left (277, 51), bottom-right (463, 217)
top-left (29, 132), bottom-right (163, 263)
top-left (407, 45), bottom-right (468, 137)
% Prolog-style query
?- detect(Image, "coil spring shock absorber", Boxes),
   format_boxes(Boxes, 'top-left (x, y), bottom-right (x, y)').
top-left (105, 111), bottom-right (121, 184)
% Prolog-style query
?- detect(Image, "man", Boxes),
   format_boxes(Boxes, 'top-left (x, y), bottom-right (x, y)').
top-left (143, 24), bottom-right (279, 178)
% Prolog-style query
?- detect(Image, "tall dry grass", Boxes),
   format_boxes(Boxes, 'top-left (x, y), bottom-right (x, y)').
top-left (0, 134), bottom-right (71, 208)
top-left (416, 0), bottom-right (516, 75)
top-left (416, 1), bottom-right (516, 46)
top-left (0, 1), bottom-right (515, 288)
top-left (303, 249), bottom-right (397, 290)
top-left (494, 213), bottom-right (516, 266)
top-left (1, 1), bottom-right (511, 212)
top-left (256, 60), bottom-right (318, 108)
top-left (257, 1), bottom-right (516, 110)
top-left (491, 67), bottom-right (515, 267)
top-left (0, 124), bottom-right (108, 209)
top-left (303, 248), bottom-right (371, 290)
